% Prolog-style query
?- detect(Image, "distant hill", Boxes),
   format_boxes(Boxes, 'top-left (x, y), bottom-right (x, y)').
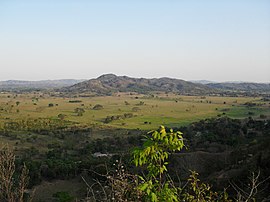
top-left (189, 80), bottom-right (214, 84)
top-left (2, 76), bottom-right (269, 95)
top-left (62, 74), bottom-right (213, 95)
top-left (0, 79), bottom-right (85, 90)
top-left (206, 82), bottom-right (270, 92)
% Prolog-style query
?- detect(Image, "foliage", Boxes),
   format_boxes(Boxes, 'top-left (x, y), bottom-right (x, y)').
top-left (132, 126), bottom-right (234, 202)
top-left (108, 160), bottom-right (141, 202)
top-left (93, 104), bottom-right (103, 110)
top-left (133, 126), bottom-right (184, 201)
top-left (48, 103), bottom-right (54, 107)
top-left (74, 108), bottom-right (85, 116)
top-left (68, 100), bottom-right (82, 103)
top-left (1, 118), bottom-right (71, 133)
top-left (180, 171), bottom-right (232, 202)
top-left (53, 191), bottom-right (74, 202)
top-left (0, 145), bottom-right (30, 202)
top-left (104, 113), bottom-right (134, 123)
top-left (58, 113), bottom-right (66, 120)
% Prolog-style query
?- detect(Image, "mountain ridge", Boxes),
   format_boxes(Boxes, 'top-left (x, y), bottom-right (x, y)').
top-left (0, 79), bottom-right (85, 90)
top-left (62, 74), bottom-right (213, 95)
top-left (1, 75), bottom-right (269, 94)
top-left (206, 82), bottom-right (270, 92)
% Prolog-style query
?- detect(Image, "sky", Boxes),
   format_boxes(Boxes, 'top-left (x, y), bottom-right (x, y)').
top-left (0, 0), bottom-right (269, 82)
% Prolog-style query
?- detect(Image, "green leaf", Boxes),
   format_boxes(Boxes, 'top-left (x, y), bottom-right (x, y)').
top-left (139, 183), bottom-right (148, 191)
top-left (151, 192), bottom-right (158, 202)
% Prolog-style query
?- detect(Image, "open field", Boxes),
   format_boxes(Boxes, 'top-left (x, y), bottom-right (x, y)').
top-left (0, 92), bottom-right (270, 201)
top-left (1, 92), bottom-right (269, 130)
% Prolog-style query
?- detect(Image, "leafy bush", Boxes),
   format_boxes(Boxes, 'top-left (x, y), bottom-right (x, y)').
top-left (93, 104), bottom-right (104, 110)
top-left (53, 191), bottom-right (74, 202)
top-left (132, 126), bottom-right (232, 202)
top-left (68, 100), bottom-right (82, 103)
top-left (133, 126), bottom-right (184, 201)
top-left (48, 103), bottom-right (54, 107)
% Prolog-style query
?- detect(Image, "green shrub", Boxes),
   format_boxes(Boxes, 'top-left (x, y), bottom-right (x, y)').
top-left (132, 126), bottom-right (232, 202)
top-left (53, 191), bottom-right (74, 202)
top-left (133, 126), bottom-right (184, 202)
top-left (48, 103), bottom-right (54, 107)
top-left (93, 104), bottom-right (103, 110)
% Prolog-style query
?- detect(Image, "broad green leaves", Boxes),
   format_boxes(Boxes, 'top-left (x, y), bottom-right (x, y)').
top-left (133, 126), bottom-right (184, 202)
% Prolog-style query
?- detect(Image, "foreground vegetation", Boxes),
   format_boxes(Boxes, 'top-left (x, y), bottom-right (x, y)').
top-left (0, 91), bottom-right (269, 201)
top-left (1, 124), bottom-right (269, 201)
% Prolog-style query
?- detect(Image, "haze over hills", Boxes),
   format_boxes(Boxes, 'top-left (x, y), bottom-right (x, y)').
top-left (62, 74), bottom-right (213, 95)
top-left (206, 82), bottom-right (270, 92)
top-left (188, 80), bottom-right (215, 84)
top-left (1, 75), bottom-right (270, 95)
top-left (0, 79), bottom-right (85, 90)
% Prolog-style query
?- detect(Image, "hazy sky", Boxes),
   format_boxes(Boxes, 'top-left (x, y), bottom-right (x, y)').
top-left (0, 0), bottom-right (269, 82)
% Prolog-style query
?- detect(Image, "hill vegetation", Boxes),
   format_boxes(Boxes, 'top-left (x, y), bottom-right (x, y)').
top-left (207, 82), bottom-right (270, 92)
top-left (1, 117), bottom-right (269, 201)
top-left (0, 76), bottom-right (269, 201)
top-left (62, 74), bottom-right (214, 95)
top-left (61, 74), bottom-right (270, 96)
top-left (1, 75), bottom-right (269, 96)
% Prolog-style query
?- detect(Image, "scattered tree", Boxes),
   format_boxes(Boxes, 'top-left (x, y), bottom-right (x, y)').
top-left (93, 104), bottom-right (104, 110)
top-left (58, 113), bottom-right (66, 120)
top-left (74, 108), bottom-right (85, 116)
top-left (48, 103), bottom-right (54, 107)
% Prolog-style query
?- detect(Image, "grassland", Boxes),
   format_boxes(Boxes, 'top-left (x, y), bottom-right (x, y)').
top-left (0, 92), bottom-right (269, 201)
top-left (0, 92), bottom-right (269, 130)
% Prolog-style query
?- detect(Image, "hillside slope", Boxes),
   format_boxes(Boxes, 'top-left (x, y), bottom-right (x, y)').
top-left (206, 82), bottom-right (270, 92)
top-left (62, 74), bottom-right (213, 95)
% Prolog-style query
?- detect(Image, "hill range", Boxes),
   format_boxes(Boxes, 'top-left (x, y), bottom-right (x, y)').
top-left (62, 74), bottom-right (213, 95)
top-left (62, 74), bottom-right (270, 95)
top-left (206, 82), bottom-right (270, 92)
top-left (1, 74), bottom-right (269, 95)
top-left (0, 79), bottom-right (85, 90)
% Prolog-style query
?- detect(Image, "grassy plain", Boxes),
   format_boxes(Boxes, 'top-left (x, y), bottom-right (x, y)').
top-left (0, 92), bottom-right (269, 130)
top-left (0, 92), bottom-right (269, 201)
